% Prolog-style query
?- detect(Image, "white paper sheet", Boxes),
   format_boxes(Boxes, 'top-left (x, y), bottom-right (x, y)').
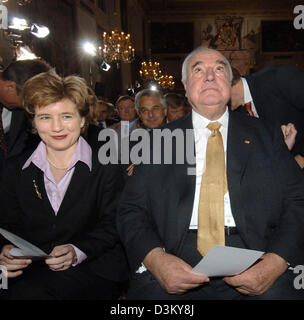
top-left (0, 227), bottom-right (49, 258)
top-left (192, 245), bottom-right (264, 277)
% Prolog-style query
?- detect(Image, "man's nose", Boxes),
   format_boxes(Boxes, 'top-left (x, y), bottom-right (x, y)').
top-left (204, 67), bottom-right (215, 82)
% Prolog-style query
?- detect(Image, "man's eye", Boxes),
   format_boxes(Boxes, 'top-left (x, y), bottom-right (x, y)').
top-left (216, 66), bottom-right (225, 72)
top-left (194, 67), bottom-right (202, 73)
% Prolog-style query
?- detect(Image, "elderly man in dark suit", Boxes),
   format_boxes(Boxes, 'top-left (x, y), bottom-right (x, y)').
top-left (230, 65), bottom-right (304, 168)
top-left (117, 46), bottom-right (304, 300)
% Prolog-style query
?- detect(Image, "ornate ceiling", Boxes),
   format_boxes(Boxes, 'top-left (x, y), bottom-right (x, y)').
top-left (140, 0), bottom-right (301, 18)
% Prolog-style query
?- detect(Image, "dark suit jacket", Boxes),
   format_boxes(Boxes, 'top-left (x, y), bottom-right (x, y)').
top-left (0, 109), bottom-right (39, 181)
top-left (117, 111), bottom-right (304, 273)
top-left (243, 65), bottom-right (304, 156)
top-left (6, 109), bottom-right (39, 158)
top-left (0, 151), bottom-right (128, 282)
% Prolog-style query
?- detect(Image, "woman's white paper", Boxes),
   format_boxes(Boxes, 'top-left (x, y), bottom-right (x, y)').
top-left (0, 227), bottom-right (48, 258)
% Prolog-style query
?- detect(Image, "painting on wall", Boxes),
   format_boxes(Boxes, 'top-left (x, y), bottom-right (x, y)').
top-left (201, 17), bottom-right (243, 51)
top-left (261, 20), bottom-right (304, 52)
top-left (214, 17), bottom-right (243, 50)
top-left (151, 23), bottom-right (193, 53)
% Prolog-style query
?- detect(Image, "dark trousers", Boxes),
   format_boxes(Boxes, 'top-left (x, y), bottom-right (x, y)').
top-left (127, 232), bottom-right (304, 300)
top-left (0, 261), bottom-right (123, 300)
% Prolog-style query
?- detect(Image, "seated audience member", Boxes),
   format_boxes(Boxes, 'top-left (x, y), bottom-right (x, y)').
top-left (94, 100), bottom-right (116, 129)
top-left (84, 88), bottom-right (100, 152)
top-left (113, 95), bottom-right (138, 131)
top-left (87, 99), bottom-right (117, 153)
top-left (0, 71), bottom-right (128, 300)
top-left (117, 46), bottom-right (304, 300)
top-left (106, 102), bottom-right (120, 124)
top-left (230, 65), bottom-right (304, 168)
top-left (125, 89), bottom-right (167, 176)
top-left (0, 59), bottom-right (52, 179)
top-left (164, 92), bottom-right (186, 122)
top-left (135, 89), bottom-right (167, 129)
top-left (111, 95), bottom-right (138, 163)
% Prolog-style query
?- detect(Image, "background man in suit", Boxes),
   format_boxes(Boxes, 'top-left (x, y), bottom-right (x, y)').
top-left (135, 89), bottom-right (167, 129)
top-left (125, 89), bottom-right (167, 176)
top-left (0, 59), bottom-right (51, 178)
top-left (117, 46), bottom-right (304, 300)
top-left (114, 95), bottom-right (138, 130)
top-left (164, 92), bottom-right (186, 122)
top-left (111, 95), bottom-right (138, 165)
top-left (230, 65), bottom-right (304, 167)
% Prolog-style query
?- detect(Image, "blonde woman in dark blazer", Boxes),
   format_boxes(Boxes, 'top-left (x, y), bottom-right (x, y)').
top-left (0, 71), bottom-right (127, 300)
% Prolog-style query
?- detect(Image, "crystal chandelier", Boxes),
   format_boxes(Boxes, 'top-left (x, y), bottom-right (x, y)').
top-left (17, 0), bottom-right (32, 5)
top-left (100, 30), bottom-right (135, 67)
top-left (0, 0), bottom-right (33, 4)
top-left (139, 61), bottom-right (162, 81)
top-left (157, 74), bottom-right (175, 90)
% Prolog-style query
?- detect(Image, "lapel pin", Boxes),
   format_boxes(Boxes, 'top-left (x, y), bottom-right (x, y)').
top-left (244, 140), bottom-right (250, 144)
top-left (33, 180), bottom-right (42, 199)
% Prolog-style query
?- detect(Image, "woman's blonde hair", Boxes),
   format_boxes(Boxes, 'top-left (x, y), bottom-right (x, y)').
top-left (22, 71), bottom-right (94, 134)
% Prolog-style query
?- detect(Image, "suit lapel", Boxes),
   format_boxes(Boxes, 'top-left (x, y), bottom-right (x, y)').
top-left (24, 161), bottom-right (91, 218)
top-left (172, 113), bottom-right (196, 244)
top-left (226, 112), bottom-right (255, 234)
top-left (56, 162), bottom-right (91, 217)
top-left (22, 164), bottom-right (55, 218)
top-left (8, 110), bottom-right (27, 155)
top-left (245, 76), bottom-right (264, 117)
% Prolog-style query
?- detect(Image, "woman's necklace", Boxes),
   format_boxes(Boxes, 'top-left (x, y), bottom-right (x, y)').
top-left (47, 157), bottom-right (70, 170)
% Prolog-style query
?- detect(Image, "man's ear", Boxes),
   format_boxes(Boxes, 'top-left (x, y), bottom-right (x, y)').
top-left (183, 83), bottom-right (188, 98)
top-left (5, 80), bottom-right (17, 93)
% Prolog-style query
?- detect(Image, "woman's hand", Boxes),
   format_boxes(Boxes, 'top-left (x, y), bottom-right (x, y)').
top-left (45, 244), bottom-right (77, 271)
top-left (0, 244), bottom-right (32, 278)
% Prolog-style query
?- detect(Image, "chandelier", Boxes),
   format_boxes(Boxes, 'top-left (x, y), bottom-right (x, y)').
top-left (17, 0), bottom-right (32, 5)
top-left (100, 30), bottom-right (135, 66)
top-left (157, 74), bottom-right (175, 90)
top-left (0, 0), bottom-right (32, 4)
top-left (139, 61), bottom-right (162, 81)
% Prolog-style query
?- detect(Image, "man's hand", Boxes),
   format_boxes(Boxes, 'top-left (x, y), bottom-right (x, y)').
top-left (143, 247), bottom-right (209, 295)
top-left (0, 244), bottom-right (32, 278)
top-left (294, 154), bottom-right (304, 169)
top-left (223, 253), bottom-right (288, 296)
top-left (281, 123), bottom-right (297, 151)
top-left (45, 244), bottom-right (77, 271)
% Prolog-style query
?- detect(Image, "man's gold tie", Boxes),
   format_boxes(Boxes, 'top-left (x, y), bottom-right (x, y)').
top-left (197, 121), bottom-right (227, 256)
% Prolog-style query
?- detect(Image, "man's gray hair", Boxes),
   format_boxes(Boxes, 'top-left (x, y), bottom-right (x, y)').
top-left (134, 88), bottom-right (167, 113)
top-left (181, 46), bottom-right (233, 84)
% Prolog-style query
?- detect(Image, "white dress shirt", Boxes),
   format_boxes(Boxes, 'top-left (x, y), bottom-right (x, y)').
top-left (189, 107), bottom-right (236, 228)
top-left (2, 107), bottom-right (12, 133)
top-left (241, 77), bottom-right (259, 118)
